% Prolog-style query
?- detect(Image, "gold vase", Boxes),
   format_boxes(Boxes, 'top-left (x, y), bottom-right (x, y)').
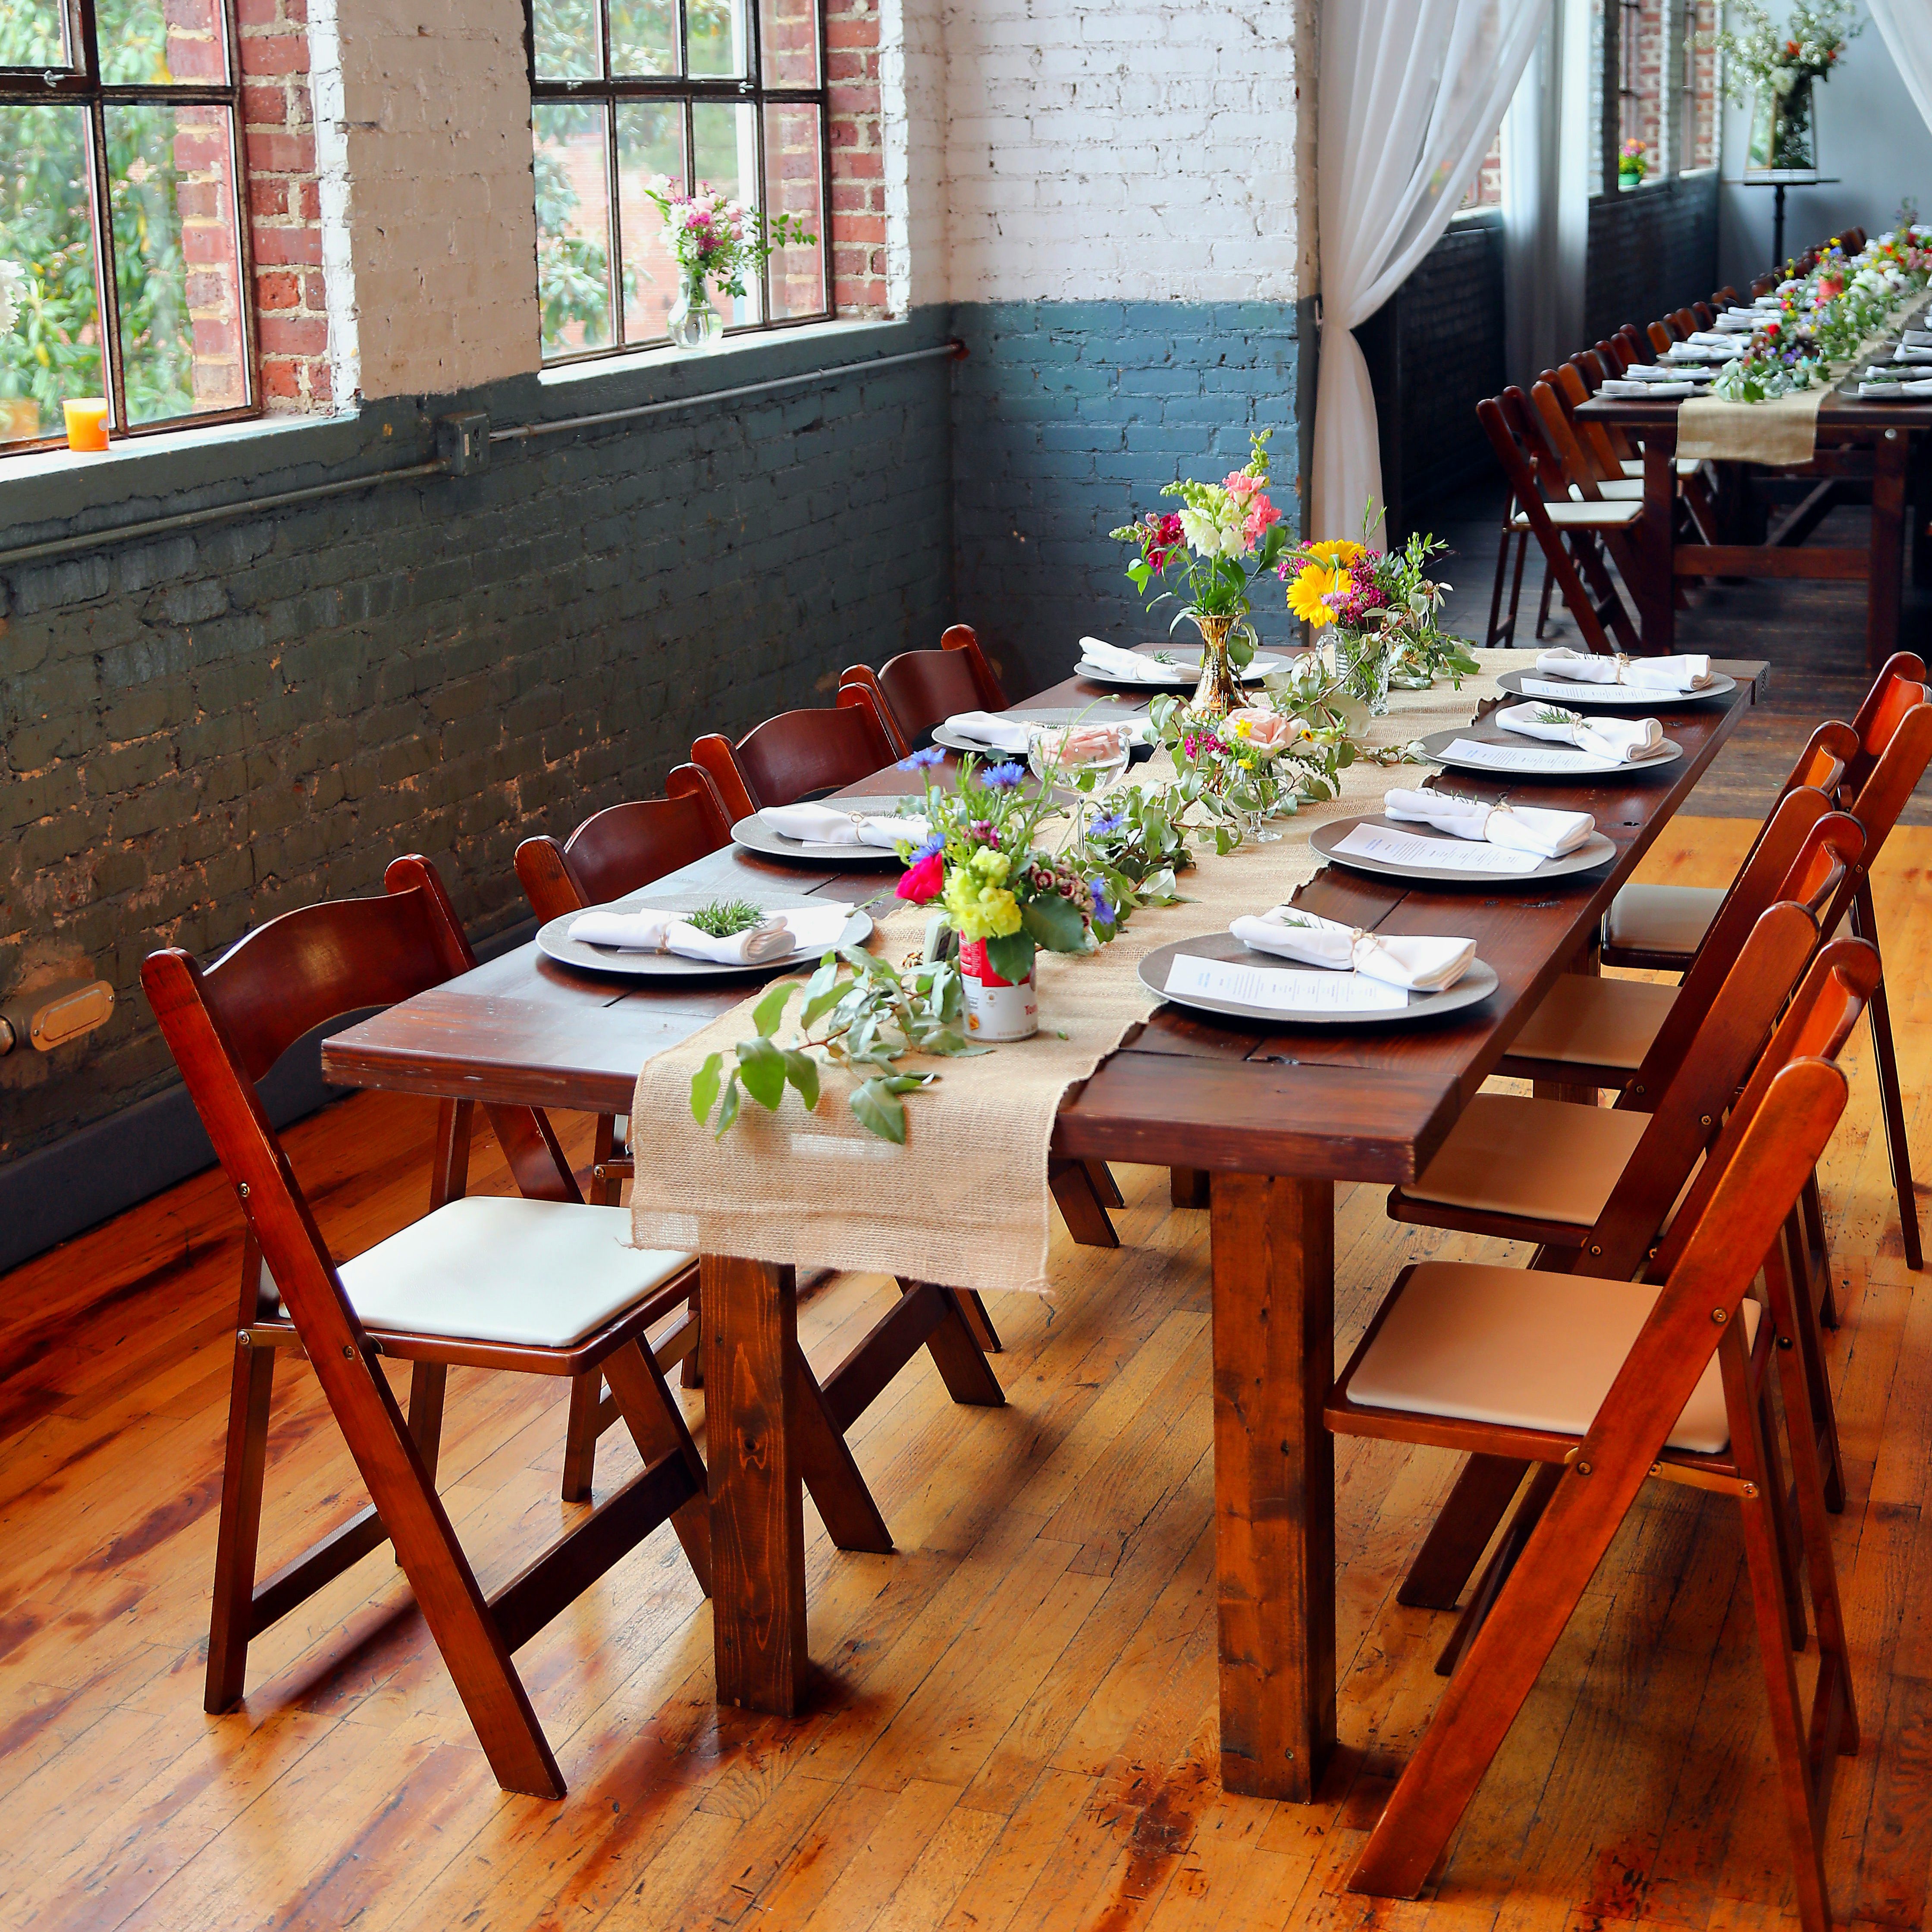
top-left (1188, 614), bottom-right (1243, 719)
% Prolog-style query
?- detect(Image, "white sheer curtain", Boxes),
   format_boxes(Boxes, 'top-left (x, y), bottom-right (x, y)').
top-left (1313, 0), bottom-right (1553, 542)
top-left (1501, 0), bottom-right (1590, 385)
top-left (1863, 0), bottom-right (1932, 138)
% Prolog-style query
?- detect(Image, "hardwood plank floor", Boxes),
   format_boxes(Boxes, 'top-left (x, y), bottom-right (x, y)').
top-left (2, 822), bottom-right (1929, 1931)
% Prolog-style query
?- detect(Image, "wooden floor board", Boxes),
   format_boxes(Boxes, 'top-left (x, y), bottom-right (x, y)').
top-left (3, 822), bottom-right (1931, 1929)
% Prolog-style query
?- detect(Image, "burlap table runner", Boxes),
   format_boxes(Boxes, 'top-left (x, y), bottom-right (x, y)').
top-left (1678, 287), bottom-right (1932, 466)
top-left (628, 651), bottom-right (1539, 1294)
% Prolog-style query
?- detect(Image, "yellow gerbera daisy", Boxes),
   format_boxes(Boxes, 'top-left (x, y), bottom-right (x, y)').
top-left (1287, 563), bottom-right (1347, 627)
top-left (1303, 539), bottom-right (1365, 568)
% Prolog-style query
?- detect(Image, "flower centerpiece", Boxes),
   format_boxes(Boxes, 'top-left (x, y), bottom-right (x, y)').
top-left (1618, 138), bottom-right (1649, 187)
top-left (639, 176), bottom-right (816, 352)
top-left (1109, 429), bottom-right (1294, 718)
top-left (1280, 525), bottom-right (1477, 715)
top-left (1707, 0), bottom-right (1859, 175)
top-left (1712, 226), bottom-right (1932, 401)
top-left (891, 740), bottom-right (1136, 1040)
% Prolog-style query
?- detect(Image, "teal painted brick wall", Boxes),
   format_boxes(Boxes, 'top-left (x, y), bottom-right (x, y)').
top-left (950, 300), bottom-right (1303, 697)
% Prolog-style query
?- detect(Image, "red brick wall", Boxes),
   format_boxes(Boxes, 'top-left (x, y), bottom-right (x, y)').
top-left (825, 0), bottom-right (887, 317)
top-left (237, 0), bottom-right (329, 409)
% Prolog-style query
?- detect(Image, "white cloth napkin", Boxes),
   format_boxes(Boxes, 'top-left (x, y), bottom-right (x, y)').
top-left (1863, 379), bottom-right (1932, 398)
top-left (1894, 345), bottom-right (1932, 363)
top-left (1534, 649), bottom-right (1711, 693)
top-left (942, 710), bottom-right (1032, 753)
top-left (1229, 907), bottom-right (1477, 993)
top-left (1497, 701), bottom-right (1666, 763)
top-left (1601, 378), bottom-right (1695, 398)
top-left (1077, 636), bottom-right (1177, 683)
top-left (1383, 787), bottom-right (1596, 859)
top-left (758, 803), bottom-right (931, 849)
top-left (569, 902), bottom-right (853, 963)
top-left (1687, 330), bottom-right (1734, 347)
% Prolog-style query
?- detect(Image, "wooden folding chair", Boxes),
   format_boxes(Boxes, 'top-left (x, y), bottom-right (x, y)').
top-left (841, 623), bottom-right (1013, 757)
top-left (690, 687), bottom-right (900, 822)
top-left (1333, 1044), bottom-right (1862, 1929)
top-left (1479, 390), bottom-right (1643, 656)
top-left (1539, 368), bottom-right (1721, 543)
top-left (143, 856), bottom-right (711, 1798)
top-left (1598, 653), bottom-right (1932, 1267)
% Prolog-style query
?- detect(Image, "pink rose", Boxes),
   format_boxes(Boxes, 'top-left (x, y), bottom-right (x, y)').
top-left (1224, 709), bottom-right (1306, 757)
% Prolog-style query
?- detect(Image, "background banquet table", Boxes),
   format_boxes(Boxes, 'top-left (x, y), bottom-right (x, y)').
top-left (323, 649), bottom-right (1767, 1802)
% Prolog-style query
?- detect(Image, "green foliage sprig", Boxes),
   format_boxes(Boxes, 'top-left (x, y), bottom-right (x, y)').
top-left (691, 948), bottom-right (986, 1145)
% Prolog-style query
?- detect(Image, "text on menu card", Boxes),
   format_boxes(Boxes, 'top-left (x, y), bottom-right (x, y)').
top-left (1444, 738), bottom-right (1606, 773)
top-left (1332, 822), bottom-right (1541, 875)
top-left (1164, 954), bottom-right (1410, 1014)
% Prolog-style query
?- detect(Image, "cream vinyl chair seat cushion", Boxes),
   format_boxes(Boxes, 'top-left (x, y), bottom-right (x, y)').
top-left (271, 1197), bottom-right (693, 1349)
top-left (1398, 1094), bottom-right (1649, 1226)
top-left (1343, 1261), bottom-right (1759, 1455)
top-left (1507, 975), bottom-right (1678, 1072)
top-left (1619, 457), bottom-right (1705, 480)
top-left (1570, 479), bottom-right (1647, 502)
top-left (1605, 882), bottom-right (1724, 957)
top-left (1511, 499), bottom-right (1644, 531)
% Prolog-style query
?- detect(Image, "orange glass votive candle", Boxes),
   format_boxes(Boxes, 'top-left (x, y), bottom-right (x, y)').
top-left (63, 398), bottom-right (110, 452)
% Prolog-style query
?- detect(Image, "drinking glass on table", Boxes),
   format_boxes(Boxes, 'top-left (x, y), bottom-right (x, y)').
top-left (1029, 721), bottom-right (1131, 844)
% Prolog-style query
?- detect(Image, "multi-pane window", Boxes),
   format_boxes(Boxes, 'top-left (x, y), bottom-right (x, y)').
top-left (527, 0), bottom-right (830, 361)
top-left (0, 0), bottom-right (255, 453)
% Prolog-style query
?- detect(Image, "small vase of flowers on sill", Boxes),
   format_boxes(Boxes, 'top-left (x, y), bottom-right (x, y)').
top-left (641, 177), bottom-right (817, 352)
top-left (1618, 139), bottom-right (1649, 188)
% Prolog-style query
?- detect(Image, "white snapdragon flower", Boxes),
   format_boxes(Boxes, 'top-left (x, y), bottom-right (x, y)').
top-left (0, 261), bottom-right (25, 336)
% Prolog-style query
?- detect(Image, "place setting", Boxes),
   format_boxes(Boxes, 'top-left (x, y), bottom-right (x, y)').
top-left (728, 794), bottom-right (933, 863)
top-left (931, 704), bottom-right (1159, 762)
top-left (536, 888), bottom-right (871, 979)
top-left (1496, 648), bottom-right (1736, 707)
top-left (1418, 697), bottom-right (1683, 778)
top-left (1140, 904), bottom-right (1498, 1027)
top-left (1073, 633), bottom-right (1289, 691)
top-left (1310, 784), bottom-right (1617, 886)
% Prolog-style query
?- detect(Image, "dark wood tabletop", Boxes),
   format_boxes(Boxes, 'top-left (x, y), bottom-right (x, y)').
top-left (320, 649), bottom-right (1767, 1804)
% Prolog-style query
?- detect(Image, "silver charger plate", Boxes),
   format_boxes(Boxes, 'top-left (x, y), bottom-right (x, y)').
top-left (1311, 813), bottom-right (1618, 887)
top-left (1138, 932), bottom-right (1500, 1028)
top-left (730, 794), bottom-right (928, 865)
top-left (1496, 667), bottom-right (1736, 709)
top-left (537, 898), bottom-right (872, 980)
top-left (1075, 645), bottom-right (1289, 692)
top-left (1417, 725), bottom-right (1684, 778)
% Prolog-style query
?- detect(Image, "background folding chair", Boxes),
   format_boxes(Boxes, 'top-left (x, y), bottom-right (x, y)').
top-left (1600, 653), bottom-right (1932, 1266)
top-left (514, 767), bottom-right (734, 1497)
top-left (841, 623), bottom-right (1012, 757)
top-left (690, 684), bottom-right (901, 822)
top-left (1333, 1050), bottom-right (1860, 1931)
top-left (1478, 390), bottom-right (1643, 656)
top-left (143, 855), bottom-right (711, 1798)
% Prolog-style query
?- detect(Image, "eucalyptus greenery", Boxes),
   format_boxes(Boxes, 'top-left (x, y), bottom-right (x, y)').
top-left (691, 947), bottom-right (986, 1145)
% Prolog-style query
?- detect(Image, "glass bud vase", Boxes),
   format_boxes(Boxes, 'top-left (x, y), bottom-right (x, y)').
top-left (1334, 627), bottom-right (1392, 715)
top-left (667, 272), bottom-right (724, 352)
top-left (1187, 613), bottom-right (1243, 719)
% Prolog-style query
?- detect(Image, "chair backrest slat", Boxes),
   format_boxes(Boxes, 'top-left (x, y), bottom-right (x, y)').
top-left (515, 766), bottom-right (732, 923)
top-left (691, 689), bottom-right (898, 821)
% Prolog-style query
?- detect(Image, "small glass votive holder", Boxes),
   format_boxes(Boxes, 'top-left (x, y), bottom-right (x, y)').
top-left (63, 398), bottom-right (110, 452)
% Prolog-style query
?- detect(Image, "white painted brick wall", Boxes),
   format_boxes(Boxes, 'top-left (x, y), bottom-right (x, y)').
top-left (928, 0), bottom-right (1306, 303)
top-left (310, 0), bottom-right (539, 400)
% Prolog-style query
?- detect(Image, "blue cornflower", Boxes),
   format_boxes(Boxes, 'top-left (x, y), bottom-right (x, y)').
top-left (982, 761), bottom-right (1025, 789)
top-left (1089, 878), bottom-right (1118, 926)
top-left (897, 745), bottom-right (946, 771)
top-left (911, 833), bottom-right (946, 861)
top-left (1088, 810), bottom-right (1126, 839)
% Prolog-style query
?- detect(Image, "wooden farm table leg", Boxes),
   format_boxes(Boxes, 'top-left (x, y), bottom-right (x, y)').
top-left (1869, 425), bottom-right (1908, 674)
top-left (703, 1253), bottom-right (809, 1715)
top-left (1211, 1171), bottom-right (1336, 1801)
top-left (1639, 430), bottom-right (1678, 651)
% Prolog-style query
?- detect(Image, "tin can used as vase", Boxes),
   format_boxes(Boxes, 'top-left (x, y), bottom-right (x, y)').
top-left (957, 940), bottom-right (1038, 1041)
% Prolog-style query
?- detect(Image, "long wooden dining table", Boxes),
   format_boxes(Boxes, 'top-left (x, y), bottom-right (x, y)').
top-left (321, 651), bottom-right (1767, 1803)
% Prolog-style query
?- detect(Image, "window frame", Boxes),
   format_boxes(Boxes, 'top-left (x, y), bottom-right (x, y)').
top-left (525, 0), bottom-right (835, 365)
top-left (0, 0), bottom-right (261, 450)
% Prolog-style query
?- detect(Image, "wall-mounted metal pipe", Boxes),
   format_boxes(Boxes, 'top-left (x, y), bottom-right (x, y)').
top-left (489, 338), bottom-right (968, 445)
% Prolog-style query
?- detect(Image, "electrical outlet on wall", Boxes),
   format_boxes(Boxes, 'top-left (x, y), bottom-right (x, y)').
top-left (437, 412), bottom-right (490, 476)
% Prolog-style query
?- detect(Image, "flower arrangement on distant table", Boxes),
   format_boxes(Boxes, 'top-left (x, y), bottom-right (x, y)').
top-left (1706, 0), bottom-right (1859, 172)
top-left (1110, 429), bottom-right (1294, 716)
top-left (640, 176), bottom-right (816, 351)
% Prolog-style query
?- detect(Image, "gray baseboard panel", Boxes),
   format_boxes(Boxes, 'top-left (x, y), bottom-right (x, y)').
top-left (0, 916), bottom-right (538, 1277)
